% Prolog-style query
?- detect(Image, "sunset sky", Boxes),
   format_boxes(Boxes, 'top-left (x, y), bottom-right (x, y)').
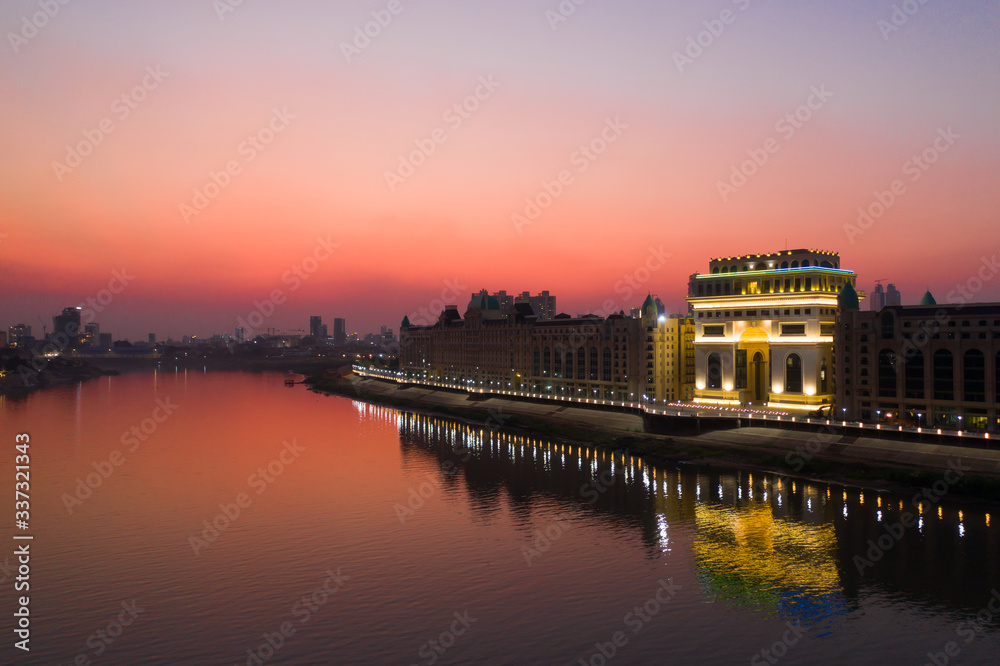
top-left (1, 0), bottom-right (998, 340)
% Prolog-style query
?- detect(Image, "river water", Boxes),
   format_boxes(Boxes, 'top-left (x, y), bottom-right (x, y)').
top-left (1, 370), bottom-right (998, 665)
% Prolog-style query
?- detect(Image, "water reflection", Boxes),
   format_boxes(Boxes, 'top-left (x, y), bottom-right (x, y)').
top-left (393, 407), bottom-right (1000, 628)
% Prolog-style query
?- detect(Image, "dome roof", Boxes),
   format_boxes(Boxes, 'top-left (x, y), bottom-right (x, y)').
top-left (838, 283), bottom-right (860, 310)
top-left (641, 293), bottom-right (657, 314)
top-left (919, 290), bottom-right (937, 306)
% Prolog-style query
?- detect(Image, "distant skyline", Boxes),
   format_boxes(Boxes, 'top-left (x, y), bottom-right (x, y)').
top-left (2, 1), bottom-right (998, 340)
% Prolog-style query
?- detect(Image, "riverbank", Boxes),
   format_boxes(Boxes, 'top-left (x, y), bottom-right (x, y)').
top-left (0, 358), bottom-right (117, 398)
top-left (305, 374), bottom-right (1000, 500)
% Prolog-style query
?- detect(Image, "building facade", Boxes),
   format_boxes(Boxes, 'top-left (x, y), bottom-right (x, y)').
top-left (685, 249), bottom-right (858, 412)
top-left (869, 282), bottom-right (901, 311)
top-left (835, 290), bottom-right (1000, 432)
top-left (399, 291), bottom-right (693, 404)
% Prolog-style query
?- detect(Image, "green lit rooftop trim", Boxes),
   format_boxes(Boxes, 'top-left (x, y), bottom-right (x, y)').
top-left (694, 267), bottom-right (855, 279)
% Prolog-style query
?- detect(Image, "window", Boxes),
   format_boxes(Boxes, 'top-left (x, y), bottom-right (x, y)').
top-left (589, 347), bottom-right (598, 380)
top-left (821, 324), bottom-right (834, 336)
top-left (707, 353), bottom-right (722, 389)
top-left (933, 349), bottom-right (954, 400)
top-left (577, 348), bottom-right (585, 379)
top-left (554, 347), bottom-right (562, 376)
top-left (735, 349), bottom-right (747, 390)
top-left (543, 347), bottom-right (551, 376)
top-left (820, 358), bottom-right (828, 393)
top-left (964, 350), bottom-right (986, 402)
top-left (878, 349), bottom-right (897, 397)
top-left (904, 350), bottom-right (924, 399)
top-left (533, 347), bottom-right (540, 376)
top-left (566, 349), bottom-right (573, 378)
top-left (781, 324), bottom-right (806, 336)
top-left (785, 354), bottom-right (803, 393)
top-left (603, 347), bottom-right (612, 382)
top-left (704, 325), bottom-right (725, 337)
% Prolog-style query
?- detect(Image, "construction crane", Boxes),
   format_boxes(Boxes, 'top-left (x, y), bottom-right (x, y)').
top-left (36, 316), bottom-right (47, 337)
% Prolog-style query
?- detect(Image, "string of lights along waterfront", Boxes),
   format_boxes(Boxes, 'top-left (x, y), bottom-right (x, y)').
top-left (1, 371), bottom-right (997, 664)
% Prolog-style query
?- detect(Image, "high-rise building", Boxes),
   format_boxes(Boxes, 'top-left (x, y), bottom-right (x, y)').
top-left (334, 318), bottom-right (346, 346)
top-left (9, 324), bottom-right (31, 347)
top-left (514, 290), bottom-right (556, 320)
top-left (79, 322), bottom-right (99, 346)
top-left (52, 307), bottom-right (82, 349)
top-left (148, 333), bottom-right (156, 345)
top-left (99, 332), bottom-right (113, 348)
top-left (869, 282), bottom-right (902, 311)
top-left (235, 327), bottom-right (244, 343)
top-left (320, 323), bottom-right (328, 340)
top-left (0, 331), bottom-right (7, 348)
top-left (835, 289), bottom-right (999, 431)
top-left (686, 249), bottom-right (858, 411)
top-left (309, 316), bottom-right (323, 339)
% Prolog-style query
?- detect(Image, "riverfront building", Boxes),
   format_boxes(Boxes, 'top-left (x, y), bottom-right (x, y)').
top-left (835, 289), bottom-right (1000, 432)
top-left (399, 290), bottom-right (694, 403)
top-left (685, 249), bottom-right (859, 412)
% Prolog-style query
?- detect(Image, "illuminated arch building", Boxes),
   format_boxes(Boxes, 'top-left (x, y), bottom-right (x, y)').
top-left (685, 250), bottom-right (859, 411)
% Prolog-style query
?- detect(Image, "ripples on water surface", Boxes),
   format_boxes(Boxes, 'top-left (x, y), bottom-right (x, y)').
top-left (0, 371), bottom-right (998, 664)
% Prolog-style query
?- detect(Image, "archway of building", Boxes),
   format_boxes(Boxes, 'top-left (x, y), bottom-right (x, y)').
top-left (738, 327), bottom-right (770, 403)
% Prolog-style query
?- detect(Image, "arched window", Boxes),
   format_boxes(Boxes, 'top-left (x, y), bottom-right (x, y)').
top-left (820, 358), bottom-right (828, 393)
top-left (712, 267), bottom-right (719, 274)
top-left (707, 353), bottom-right (722, 389)
top-left (589, 347), bottom-right (599, 380)
top-left (964, 349), bottom-right (986, 402)
top-left (565, 349), bottom-right (573, 378)
top-left (780, 261), bottom-right (788, 269)
top-left (603, 347), bottom-right (611, 382)
top-left (554, 347), bottom-right (562, 376)
top-left (730, 265), bottom-right (737, 273)
top-left (802, 260), bottom-right (810, 267)
top-left (878, 349), bottom-right (897, 397)
top-left (880, 312), bottom-right (895, 339)
top-left (755, 263), bottom-right (767, 271)
top-left (533, 347), bottom-right (540, 377)
top-left (933, 349), bottom-right (954, 400)
top-left (790, 260), bottom-right (799, 269)
top-left (721, 266), bottom-right (728, 274)
top-left (785, 354), bottom-right (803, 393)
top-left (577, 348), bottom-right (586, 379)
top-left (543, 347), bottom-right (551, 376)
top-left (905, 350), bottom-right (924, 399)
